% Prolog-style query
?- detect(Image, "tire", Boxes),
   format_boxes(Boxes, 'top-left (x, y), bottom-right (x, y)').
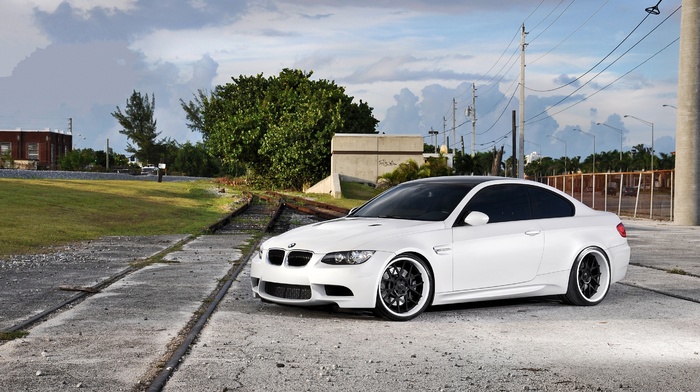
top-left (561, 247), bottom-right (611, 306)
top-left (374, 254), bottom-right (433, 321)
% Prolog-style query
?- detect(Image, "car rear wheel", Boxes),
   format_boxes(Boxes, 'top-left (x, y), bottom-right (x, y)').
top-left (374, 254), bottom-right (433, 321)
top-left (562, 247), bottom-right (611, 306)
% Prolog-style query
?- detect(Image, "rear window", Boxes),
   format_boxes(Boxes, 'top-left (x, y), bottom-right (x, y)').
top-left (527, 185), bottom-right (575, 219)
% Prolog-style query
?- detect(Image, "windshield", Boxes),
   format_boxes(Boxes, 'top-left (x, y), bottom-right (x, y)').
top-left (351, 182), bottom-right (475, 221)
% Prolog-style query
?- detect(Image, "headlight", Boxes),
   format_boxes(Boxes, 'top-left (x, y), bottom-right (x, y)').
top-left (321, 250), bottom-right (375, 265)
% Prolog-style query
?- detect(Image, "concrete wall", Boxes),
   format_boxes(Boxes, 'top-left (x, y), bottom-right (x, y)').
top-left (305, 173), bottom-right (342, 198)
top-left (330, 134), bottom-right (424, 184)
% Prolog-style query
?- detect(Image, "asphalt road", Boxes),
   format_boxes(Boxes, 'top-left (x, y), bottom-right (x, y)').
top-left (0, 219), bottom-right (698, 391)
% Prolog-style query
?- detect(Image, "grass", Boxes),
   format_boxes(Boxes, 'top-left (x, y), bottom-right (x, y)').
top-left (340, 181), bottom-right (382, 203)
top-left (667, 268), bottom-right (688, 275)
top-left (0, 178), bottom-right (380, 258)
top-left (0, 331), bottom-right (29, 341)
top-left (0, 179), bottom-right (242, 257)
top-left (282, 181), bottom-right (381, 211)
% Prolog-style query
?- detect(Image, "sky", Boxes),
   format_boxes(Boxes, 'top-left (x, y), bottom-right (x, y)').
top-left (0, 0), bottom-right (683, 162)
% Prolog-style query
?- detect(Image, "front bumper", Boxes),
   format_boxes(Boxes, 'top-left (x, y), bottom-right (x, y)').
top-left (250, 249), bottom-right (393, 309)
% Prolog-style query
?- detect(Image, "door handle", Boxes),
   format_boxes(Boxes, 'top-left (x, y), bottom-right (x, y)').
top-left (524, 230), bottom-right (541, 236)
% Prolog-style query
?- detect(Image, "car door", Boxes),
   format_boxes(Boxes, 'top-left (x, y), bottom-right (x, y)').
top-left (451, 183), bottom-right (544, 291)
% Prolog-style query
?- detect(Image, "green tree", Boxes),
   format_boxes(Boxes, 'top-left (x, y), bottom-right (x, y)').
top-left (473, 151), bottom-right (497, 175)
top-left (452, 151), bottom-right (473, 175)
top-left (423, 143), bottom-right (438, 153)
top-left (657, 152), bottom-right (675, 170)
top-left (112, 91), bottom-right (162, 165)
top-left (181, 69), bottom-right (378, 190)
top-left (378, 160), bottom-right (430, 188)
top-left (0, 149), bottom-right (14, 168)
top-left (630, 144), bottom-right (653, 171)
top-left (59, 148), bottom-right (131, 171)
top-left (424, 155), bottom-right (452, 177)
top-left (59, 148), bottom-right (97, 171)
top-left (525, 156), bottom-right (556, 178)
top-left (172, 141), bottom-right (221, 177)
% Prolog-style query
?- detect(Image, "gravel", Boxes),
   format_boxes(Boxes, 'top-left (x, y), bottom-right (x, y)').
top-left (0, 169), bottom-right (202, 182)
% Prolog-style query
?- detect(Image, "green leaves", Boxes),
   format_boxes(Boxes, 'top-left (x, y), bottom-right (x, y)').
top-left (182, 69), bottom-right (378, 190)
top-left (112, 91), bottom-right (161, 165)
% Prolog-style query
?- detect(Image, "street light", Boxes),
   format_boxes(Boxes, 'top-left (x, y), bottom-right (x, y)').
top-left (623, 114), bottom-right (655, 172)
top-left (596, 122), bottom-right (623, 162)
top-left (572, 128), bottom-right (596, 173)
top-left (547, 135), bottom-right (567, 173)
top-left (428, 128), bottom-right (439, 153)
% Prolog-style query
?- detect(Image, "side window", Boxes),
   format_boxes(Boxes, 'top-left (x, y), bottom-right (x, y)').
top-left (527, 185), bottom-right (575, 219)
top-left (464, 184), bottom-right (531, 224)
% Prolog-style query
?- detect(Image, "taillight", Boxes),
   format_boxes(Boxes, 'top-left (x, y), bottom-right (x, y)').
top-left (616, 222), bottom-right (627, 238)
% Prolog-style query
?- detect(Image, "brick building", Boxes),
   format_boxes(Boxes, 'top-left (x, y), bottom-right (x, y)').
top-left (0, 129), bottom-right (73, 170)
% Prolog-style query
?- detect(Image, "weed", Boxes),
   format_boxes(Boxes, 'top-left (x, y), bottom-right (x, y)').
top-left (0, 331), bottom-right (29, 340)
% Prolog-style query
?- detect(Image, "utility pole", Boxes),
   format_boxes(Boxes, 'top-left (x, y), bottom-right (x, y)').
top-left (106, 139), bottom-right (110, 171)
top-left (442, 117), bottom-right (447, 153)
top-left (518, 24), bottom-right (527, 179)
top-left (452, 98), bottom-right (457, 155)
top-left (470, 83), bottom-right (477, 157)
top-left (68, 118), bottom-right (73, 150)
top-left (675, 0), bottom-right (700, 225)
top-left (511, 110), bottom-right (517, 178)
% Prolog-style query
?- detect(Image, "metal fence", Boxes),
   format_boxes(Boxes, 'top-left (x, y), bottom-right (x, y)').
top-left (535, 170), bottom-right (674, 221)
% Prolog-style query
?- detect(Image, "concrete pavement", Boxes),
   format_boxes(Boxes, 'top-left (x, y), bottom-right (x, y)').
top-left (0, 233), bottom-right (251, 391)
top-left (0, 218), bottom-right (698, 391)
top-left (622, 219), bottom-right (700, 302)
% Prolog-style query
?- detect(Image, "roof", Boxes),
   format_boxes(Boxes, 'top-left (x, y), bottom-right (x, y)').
top-left (0, 129), bottom-right (70, 135)
top-left (407, 175), bottom-right (513, 186)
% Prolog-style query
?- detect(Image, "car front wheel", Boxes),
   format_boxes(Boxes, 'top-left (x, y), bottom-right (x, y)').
top-left (374, 254), bottom-right (433, 321)
top-left (562, 247), bottom-right (611, 306)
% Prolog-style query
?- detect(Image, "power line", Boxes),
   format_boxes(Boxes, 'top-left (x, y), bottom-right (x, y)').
top-left (435, 0), bottom-right (557, 133)
top-left (478, 83), bottom-right (519, 137)
top-left (529, 0), bottom-right (611, 65)
top-left (525, 5), bottom-right (681, 124)
top-left (474, 27), bottom-right (522, 92)
top-left (526, 3), bottom-right (655, 93)
top-left (527, 36), bottom-right (680, 126)
top-left (527, 0), bottom-right (574, 44)
top-left (473, 0), bottom-right (547, 90)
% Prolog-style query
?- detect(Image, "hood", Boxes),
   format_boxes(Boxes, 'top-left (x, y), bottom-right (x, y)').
top-left (263, 217), bottom-right (444, 253)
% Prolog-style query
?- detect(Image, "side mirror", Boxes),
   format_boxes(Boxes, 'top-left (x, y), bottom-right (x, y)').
top-left (348, 207), bottom-right (358, 216)
top-left (464, 211), bottom-right (489, 226)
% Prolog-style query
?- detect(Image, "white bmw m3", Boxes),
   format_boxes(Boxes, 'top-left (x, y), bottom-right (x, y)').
top-left (250, 176), bottom-right (630, 321)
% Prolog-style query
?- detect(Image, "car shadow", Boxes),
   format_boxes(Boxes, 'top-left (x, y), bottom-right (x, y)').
top-left (426, 295), bottom-right (563, 314)
top-left (258, 296), bottom-right (565, 321)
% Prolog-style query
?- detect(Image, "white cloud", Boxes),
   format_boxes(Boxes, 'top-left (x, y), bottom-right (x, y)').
top-left (0, 0), bottom-right (682, 157)
top-left (59, 0), bottom-right (138, 14)
top-left (0, 2), bottom-right (51, 76)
